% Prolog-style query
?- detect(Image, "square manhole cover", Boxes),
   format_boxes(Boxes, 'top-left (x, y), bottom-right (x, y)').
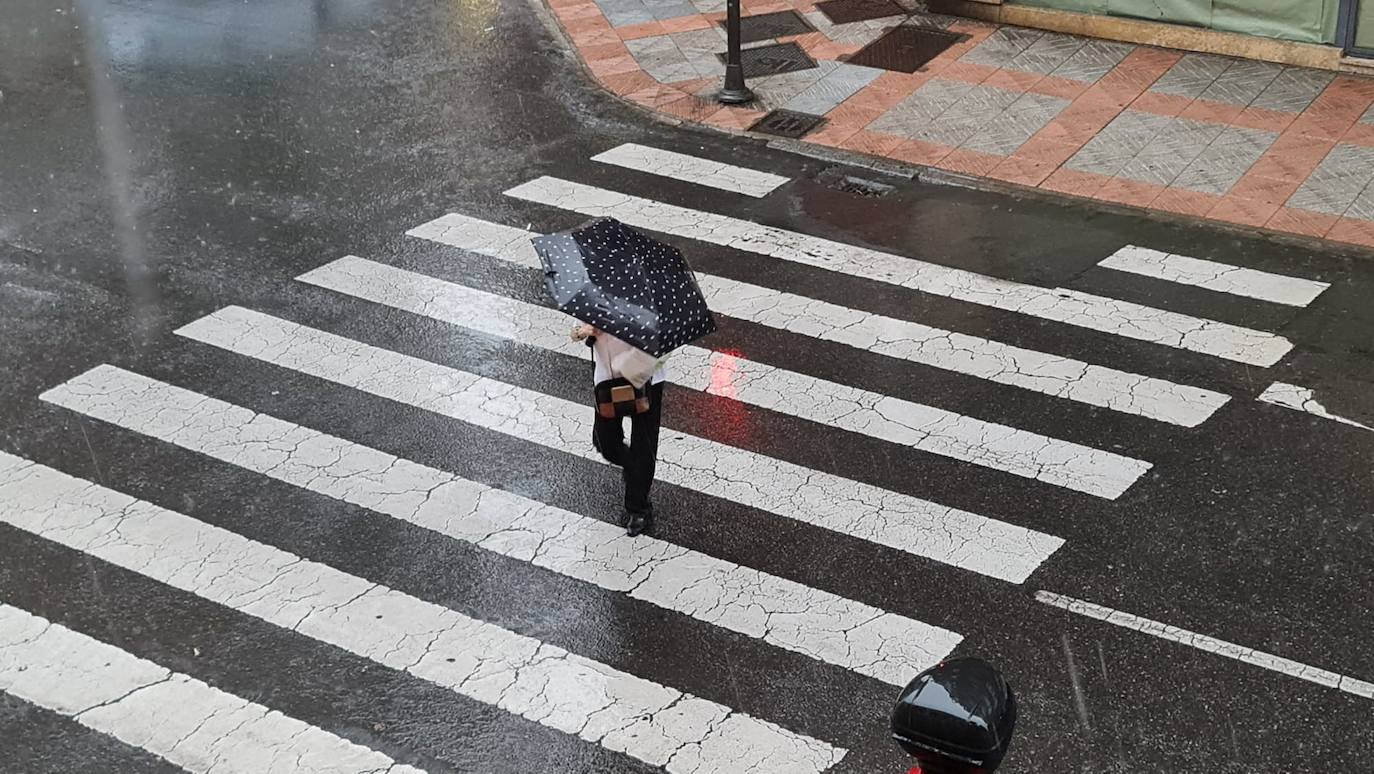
top-left (719, 10), bottom-right (814, 43)
top-left (845, 25), bottom-right (964, 72)
top-left (814, 0), bottom-right (907, 24)
top-left (748, 109), bottom-right (827, 139)
top-left (717, 42), bottom-right (817, 78)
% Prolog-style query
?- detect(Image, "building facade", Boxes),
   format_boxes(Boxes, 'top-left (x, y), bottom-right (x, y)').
top-left (1005, 0), bottom-right (1373, 56)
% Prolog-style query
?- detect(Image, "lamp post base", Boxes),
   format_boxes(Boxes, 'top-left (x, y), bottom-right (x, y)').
top-left (716, 86), bottom-right (755, 104)
top-left (717, 63), bottom-right (755, 105)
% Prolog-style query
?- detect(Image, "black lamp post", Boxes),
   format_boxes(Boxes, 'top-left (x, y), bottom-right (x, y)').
top-left (717, 0), bottom-right (754, 104)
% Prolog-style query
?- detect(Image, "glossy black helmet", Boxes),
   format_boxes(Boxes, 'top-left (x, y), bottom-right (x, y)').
top-left (891, 657), bottom-right (1017, 773)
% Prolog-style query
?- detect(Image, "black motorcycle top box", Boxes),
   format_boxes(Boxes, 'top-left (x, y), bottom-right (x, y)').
top-left (891, 657), bottom-right (1017, 773)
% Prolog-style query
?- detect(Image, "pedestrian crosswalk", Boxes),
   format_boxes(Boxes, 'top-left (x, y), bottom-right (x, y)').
top-left (2, 141), bottom-right (1341, 771)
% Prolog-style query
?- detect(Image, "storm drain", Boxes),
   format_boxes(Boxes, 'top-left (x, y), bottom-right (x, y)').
top-left (814, 0), bottom-right (907, 24)
top-left (816, 166), bottom-right (898, 197)
top-left (845, 25), bottom-right (964, 72)
top-left (716, 42), bottom-right (817, 78)
top-left (721, 11), bottom-right (814, 43)
top-left (748, 109), bottom-right (827, 139)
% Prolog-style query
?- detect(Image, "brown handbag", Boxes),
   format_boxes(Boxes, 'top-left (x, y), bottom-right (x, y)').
top-left (596, 378), bottom-right (651, 419)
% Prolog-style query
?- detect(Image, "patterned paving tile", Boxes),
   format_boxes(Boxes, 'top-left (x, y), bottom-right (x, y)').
top-left (871, 77), bottom-right (975, 128)
top-left (870, 79), bottom-right (1029, 147)
top-left (1198, 59), bottom-right (1284, 107)
top-left (1149, 53), bottom-right (1233, 99)
top-left (783, 62), bottom-right (884, 113)
top-left (1250, 68), bottom-right (1335, 113)
top-left (1116, 117), bottom-right (1223, 187)
top-left (1048, 39), bottom-right (1133, 83)
top-left (936, 85), bottom-right (1027, 148)
top-left (802, 11), bottom-right (898, 47)
top-left (627, 29), bottom-right (730, 82)
top-left (675, 25), bottom-right (726, 53)
top-left (1171, 126), bottom-right (1279, 194)
top-left (1064, 110), bottom-right (1174, 177)
top-left (1345, 183), bottom-right (1374, 223)
top-left (596, 0), bottom-right (657, 27)
top-left (959, 26), bottom-right (1043, 68)
top-left (728, 60), bottom-right (838, 110)
top-left (1286, 143), bottom-right (1374, 216)
top-left (688, 0), bottom-right (725, 12)
top-left (627, 35), bottom-right (694, 82)
top-left (678, 28), bottom-right (731, 76)
top-left (961, 92), bottom-right (1070, 155)
top-left (648, 0), bottom-right (700, 18)
top-left (1007, 32), bottom-right (1086, 76)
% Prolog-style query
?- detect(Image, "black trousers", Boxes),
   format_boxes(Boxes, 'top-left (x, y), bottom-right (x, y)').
top-left (592, 382), bottom-right (665, 515)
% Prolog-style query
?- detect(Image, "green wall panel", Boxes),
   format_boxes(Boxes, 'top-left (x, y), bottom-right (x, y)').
top-left (1010, 0), bottom-right (1107, 15)
top-left (1007, 0), bottom-right (1341, 45)
top-left (1212, 0), bottom-right (1338, 44)
top-left (1107, 0), bottom-right (1211, 27)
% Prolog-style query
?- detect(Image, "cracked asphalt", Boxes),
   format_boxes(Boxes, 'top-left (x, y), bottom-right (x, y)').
top-left (4, 0), bottom-right (1374, 771)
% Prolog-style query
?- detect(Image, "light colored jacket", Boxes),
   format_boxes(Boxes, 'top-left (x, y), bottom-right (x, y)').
top-left (591, 332), bottom-right (667, 388)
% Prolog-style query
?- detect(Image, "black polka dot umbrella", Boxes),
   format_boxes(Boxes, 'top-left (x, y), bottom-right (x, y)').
top-left (532, 217), bottom-right (717, 358)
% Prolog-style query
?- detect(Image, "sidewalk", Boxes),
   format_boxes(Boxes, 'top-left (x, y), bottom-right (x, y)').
top-left (548, 0), bottom-right (1374, 250)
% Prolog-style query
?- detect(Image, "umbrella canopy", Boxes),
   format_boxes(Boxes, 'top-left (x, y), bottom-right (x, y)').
top-left (532, 218), bottom-right (716, 358)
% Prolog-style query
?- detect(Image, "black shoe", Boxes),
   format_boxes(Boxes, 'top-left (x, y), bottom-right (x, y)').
top-left (624, 506), bottom-right (653, 537)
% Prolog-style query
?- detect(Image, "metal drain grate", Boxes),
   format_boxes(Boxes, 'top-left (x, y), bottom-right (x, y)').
top-left (845, 25), bottom-right (964, 72)
top-left (720, 10), bottom-right (814, 43)
top-left (814, 0), bottom-right (907, 24)
top-left (816, 167), bottom-right (898, 197)
top-left (749, 109), bottom-right (827, 139)
top-left (716, 42), bottom-right (817, 78)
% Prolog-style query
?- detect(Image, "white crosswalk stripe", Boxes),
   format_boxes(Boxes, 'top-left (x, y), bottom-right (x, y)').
top-left (44, 357), bottom-right (963, 684)
top-left (0, 604), bottom-right (426, 774)
top-left (178, 302), bottom-right (1062, 581)
top-left (296, 257), bottom-right (1148, 499)
top-left (1257, 381), bottom-right (1373, 431)
top-left (591, 143), bottom-right (789, 197)
top-left (407, 213), bottom-right (1231, 427)
top-left (1036, 591), bottom-right (1374, 700)
top-left (503, 176), bottom-right (1294, 367)
top-left (0, 450), bottom-right (845, 773)
top-left (1099, 246), bottom-right (1330, 307)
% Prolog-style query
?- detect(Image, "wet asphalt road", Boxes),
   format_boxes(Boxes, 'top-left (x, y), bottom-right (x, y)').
top-left (3, 0), bottom-right (1374, 772)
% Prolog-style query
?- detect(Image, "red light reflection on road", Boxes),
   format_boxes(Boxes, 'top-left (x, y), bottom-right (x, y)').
top-left (709, 349), bottom-right (742, 399)
top-left (705, 348), bottom-right (755, 444)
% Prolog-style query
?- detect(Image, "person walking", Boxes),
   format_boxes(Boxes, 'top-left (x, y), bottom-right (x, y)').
top-left (572, 323), bottom-right (666, 536)
top-left (532, 217), bottom-right (716, 536)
